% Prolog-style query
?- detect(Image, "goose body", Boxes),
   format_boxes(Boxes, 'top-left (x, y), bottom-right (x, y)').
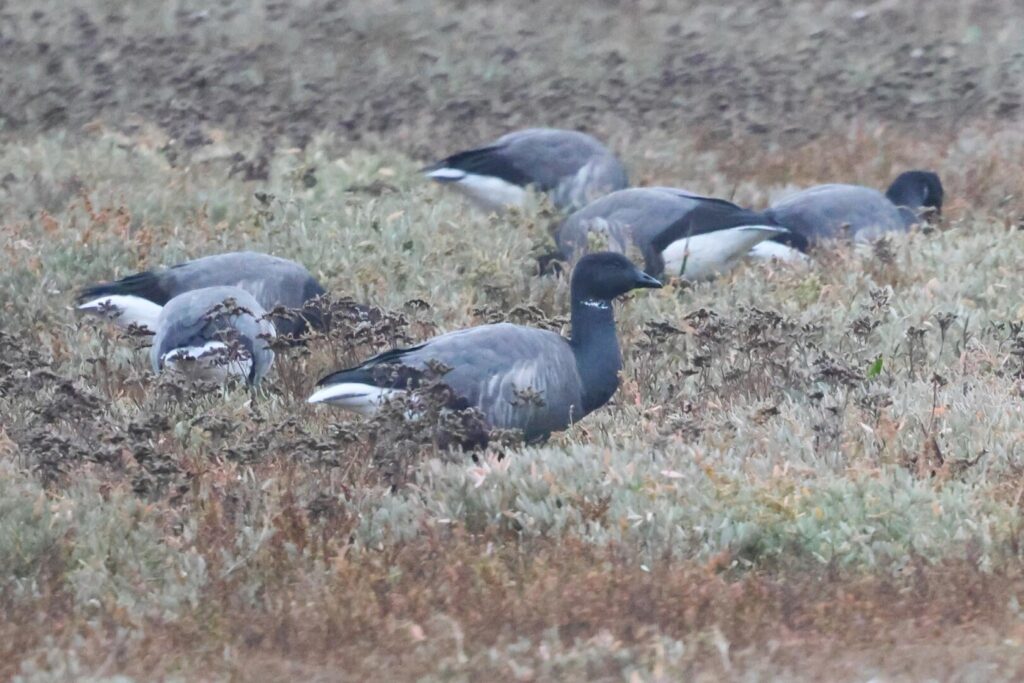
top-left (424, 128), bottom-right (628, 213)
top-left (767, 170), bottom-right (944, 245)
top-left (309, 324), bottom-right (586, 439)
top-left (557, 188), bottom-right (800, 279)
top-left (78, 251), bottom-right (326, 338)
top-left (151, 286), bottom-right (276, 385)
top-left (309, 252), bottom-right (661, 443)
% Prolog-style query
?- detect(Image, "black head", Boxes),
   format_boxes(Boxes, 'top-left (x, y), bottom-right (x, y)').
top-left (570, 252), bottom-right (662, 302)
top-left (885, 170), bottom-right (944, 215)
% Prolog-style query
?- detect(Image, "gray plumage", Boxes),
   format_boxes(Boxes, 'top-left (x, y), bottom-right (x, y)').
top-left (78, 251), bottom-right (326, 338)
top-left (425, 128), bottom-right (629, 212)
top-left (374, 324), bottom-right (582, 438)
top-left (310, 252), bottom-right (662, 444)
top-left (767, 184), bottom-right (907, 243)
top-left (157, 252), bottom-right (321, 311)
top-left (555, 187), bottom-right (793, 278)
top-left (766, 171), bottom-right (944, 244)
top-left (556, 187), bottom-right (719, 269)
top-left (150, 286), bottom-right (276, 385)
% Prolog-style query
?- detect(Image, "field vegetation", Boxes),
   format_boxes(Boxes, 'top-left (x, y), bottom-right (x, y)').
top-left (3, 0), bottom-right (1024, 680)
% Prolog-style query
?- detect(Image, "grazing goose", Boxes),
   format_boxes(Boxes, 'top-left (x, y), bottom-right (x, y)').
top-left (766, 170), bottom-right (944, 245)
top-left (78, 251), bottom-right (326, 338)
top-left (649, 202), bottom-right (796, 279)
top-left (424, 128), bottom-right (628, 213)
top-left (151, 286), bottom-right (276, 385)
top-left (309, 252), bottom-right (661, 443)
top-left (556, 188), bottom-right (802, 279)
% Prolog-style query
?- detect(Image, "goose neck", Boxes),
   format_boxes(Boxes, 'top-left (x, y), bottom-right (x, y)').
top-left (570, 295), bottom-right (622, 414)
top-left (570, 296), bottom-right (616, 343)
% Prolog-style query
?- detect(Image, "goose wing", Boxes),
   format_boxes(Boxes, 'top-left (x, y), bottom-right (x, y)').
top-left (316, 323), bottom-right (584, 441)
top-left (559, 188), bottom-right (752, 274)
top-left (160, 252), bottom-right (325, 310)
top-left (79, 252), bottom-right (324, 337)
top-left (426, 129), bottom-right (626, 210)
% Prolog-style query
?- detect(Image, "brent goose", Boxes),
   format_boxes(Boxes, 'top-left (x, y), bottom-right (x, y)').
top-left (150, 286), bottom-right (276, 385)
top-left (308, 252), bottom-right (661, 443)
top-left (766, 170), bottom-right (944, 244)
top-left (78, 251), bottom-right (326, 338)
top-left (424, 128), bottom-right (628, 213)
top-left (556, 187), bottom-right (802, 279)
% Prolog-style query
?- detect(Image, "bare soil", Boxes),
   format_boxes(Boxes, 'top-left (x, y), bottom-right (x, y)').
top-left (2, 0), bottom-right (1022, 155)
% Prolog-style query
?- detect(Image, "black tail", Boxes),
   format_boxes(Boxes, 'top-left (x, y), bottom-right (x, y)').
top-left (422, 145), bottom-right (532, 187)
top-left (651, 202), bottom-right (776, 254)
top-left (316, 343), bottom-right (429, 389)
top-left (315, 366), bottom-right (378, 388)
top-left (76, 270), bottom-right (171, 306)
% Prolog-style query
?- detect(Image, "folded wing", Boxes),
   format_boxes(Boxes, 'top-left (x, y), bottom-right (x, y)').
top-left (313, 323), bottom-right (584, 441)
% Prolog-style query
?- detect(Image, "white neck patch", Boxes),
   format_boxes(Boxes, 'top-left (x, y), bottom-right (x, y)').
top-left (580, 298), bottom-right (611, 310)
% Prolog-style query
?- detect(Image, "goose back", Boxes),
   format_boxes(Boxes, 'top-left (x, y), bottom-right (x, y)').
top-left (767, 184), bottom-right (907, 243)
top-left (557, 188), bottom-right (744, 272)
top-left (316, 323), bottom-right (585, 442)
top-left (426, 128), bottom-right (627, 212)
top-left (79, 251), bottom-right (325, 337)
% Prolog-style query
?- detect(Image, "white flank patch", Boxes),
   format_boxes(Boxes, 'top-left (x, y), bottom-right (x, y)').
top-left (430, 170), bottom-right (528, 212)
top-left (307, 382), bottom-right (403, 416)
top-left (747, 240), bottom-right (810, 263)
top-left (78, 295), bottom-right (163, 332)
top-left (425, 167), bottom-right (466, 182)
top-left (661, 226), bottom-right (787, 281)
top-left (162, 341), bottom-right (252, 382)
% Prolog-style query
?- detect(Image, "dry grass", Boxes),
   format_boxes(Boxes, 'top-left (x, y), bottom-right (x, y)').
top-left (4, 0), bottom-right (1024, 681)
